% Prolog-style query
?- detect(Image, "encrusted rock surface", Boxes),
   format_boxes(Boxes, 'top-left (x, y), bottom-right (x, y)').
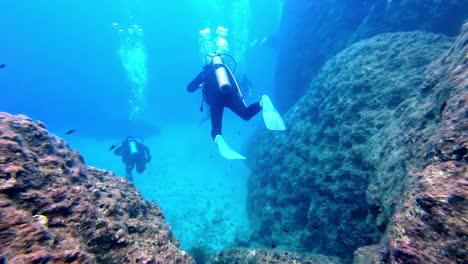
top-left (247, 29), bottom-right (460, 261)
top-left (248, 30), bottom-right (453, 258)
top-left (0, 112), bottom-right (194, 263)
top-left (352, 22), bottom-right (468, 264)
top-left (274, 0), bottom-right (468, 111)
top-left (207, 248), bottom-right (342, 264)
top-left (364, 21), bottom-right (468, 231)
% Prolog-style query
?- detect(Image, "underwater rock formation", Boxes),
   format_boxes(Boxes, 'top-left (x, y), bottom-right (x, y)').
top-left (0, 113), bottom-right (194, 263)
top-left (247, 30), bottom-right (457, 260)
top-left (353, 22), bottom-right (468, 264)
top-left (275, 0), bottom-right (468, 111)
top-left (207, 248), bottom-right (342, 264)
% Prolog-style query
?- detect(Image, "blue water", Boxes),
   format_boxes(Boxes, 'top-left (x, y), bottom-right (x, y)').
top-left (0, 0), bottom-right (282, 254)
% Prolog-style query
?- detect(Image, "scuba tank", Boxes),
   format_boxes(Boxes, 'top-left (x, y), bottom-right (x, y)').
top-left (211, 54), bottom-right (232, 94)
top-left (128, 137), bottom-right (138, 156)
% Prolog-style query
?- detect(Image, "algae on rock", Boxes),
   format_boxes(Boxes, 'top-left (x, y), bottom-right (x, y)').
top-left (247, 31), bottom-right (453, 259)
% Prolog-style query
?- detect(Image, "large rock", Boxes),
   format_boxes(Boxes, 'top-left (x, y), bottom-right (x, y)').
top-left (247, 30), bottom-right (453, 260)
top-left (0, 113), bottom-right (194, 264)
top-left (353, 22), bottom-right (468, 264)
top-left (364, 22), bottom-right (468, 231)
top-left (207, 248), bottom-right (342, 264)
top-left (274, 0), bottom-right (468, 111)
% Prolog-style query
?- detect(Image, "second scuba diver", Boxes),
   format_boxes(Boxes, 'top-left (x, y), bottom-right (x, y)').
top-left (187, 53), bottom-right (285, 159)
top-left (114, 136), bottom-right (152, 181)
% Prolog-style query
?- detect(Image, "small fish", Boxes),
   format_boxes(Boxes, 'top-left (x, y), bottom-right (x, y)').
top-left (196, 224), bottom-right (200, 227)
top-left (109, 145), bottom-right (116, 151)
top-left (283, 228), bottom-right (289, 233)
top-left (271, 243), bottom-right (276, 248)
top-left (230, 223), bottom-right (234, 226)
top-left (65, 129), bottom-right (77, 135)
top-left (311, 224), bottom-right (319, 230)
top-left (0, 64), bottom-right (6, 68)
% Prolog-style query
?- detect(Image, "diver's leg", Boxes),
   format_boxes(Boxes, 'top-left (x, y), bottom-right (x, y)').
top-left (125, 167), bottom-right (133, 181)
top-left (211, 103), bottom-right (246, 159)
top-left (125, 161), bottom-right (135, 181)
top-left (210, 104), bottom-right (224, 139)
top-left (228, 95), bottom-right (261, 121)
top-left (136, 158), bottom-right (146, 174)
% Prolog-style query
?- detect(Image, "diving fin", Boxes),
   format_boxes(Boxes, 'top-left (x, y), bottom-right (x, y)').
top-left (215, 135), bottom-right (246, 160)
top-left (261, 95), bottom-right (285, 131)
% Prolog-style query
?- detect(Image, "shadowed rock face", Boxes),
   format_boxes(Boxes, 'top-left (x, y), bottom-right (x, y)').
top-left (247, 30), bottom-right (455, 260)
top-left (275, 0), bottom-right (468, 112)
top-left (207, 248), bottom-right (342, 264)
top-left (0, 113), bottom-right (194, 264)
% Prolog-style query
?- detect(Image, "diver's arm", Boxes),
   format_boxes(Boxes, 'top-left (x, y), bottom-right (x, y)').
top-left (187, 71), bottom-right (204, 92)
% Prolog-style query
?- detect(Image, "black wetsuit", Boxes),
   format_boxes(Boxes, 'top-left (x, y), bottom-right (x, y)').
top-left (114, 139), bottom-right (151, 181)
top-left (187, 64), bottom-right (262, 139)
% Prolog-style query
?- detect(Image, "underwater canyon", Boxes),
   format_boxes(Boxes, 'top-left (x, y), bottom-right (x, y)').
top-left (1, 0), bottom-right (467, 263)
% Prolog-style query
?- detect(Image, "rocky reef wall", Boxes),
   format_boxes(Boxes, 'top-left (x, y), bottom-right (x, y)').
top-left (275, 0), bottom-right (468, 112)
top-left (207, 248), bottom-right (342, 264)
top-left (247, 22), bottom-right (467, 263)
top-left (0, 113), bottom-right (194, 264)
top-left (355, 22), bottom-right (468, 264)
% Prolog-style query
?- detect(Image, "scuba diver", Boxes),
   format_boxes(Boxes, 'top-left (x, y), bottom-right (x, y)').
top-left (187, 53), bottom-right (285, 160)
top-left (238, 74), bottom-right (253, 96)
top-left (114, 136), bottom-right (151, 181)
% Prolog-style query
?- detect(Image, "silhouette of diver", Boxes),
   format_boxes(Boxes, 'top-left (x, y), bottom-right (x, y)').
top-left (187, 53), bottom-right (285, 160)
top-left (238, 74), bottom-right (253, 96)
top-left (114, 136), bottom-right (151, 181)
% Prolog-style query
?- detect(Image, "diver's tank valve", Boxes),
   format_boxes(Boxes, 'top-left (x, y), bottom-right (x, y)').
top-left (128, 138), bottom-right (138, 156)
top-left (212, 55), bottom-right (232, 94)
